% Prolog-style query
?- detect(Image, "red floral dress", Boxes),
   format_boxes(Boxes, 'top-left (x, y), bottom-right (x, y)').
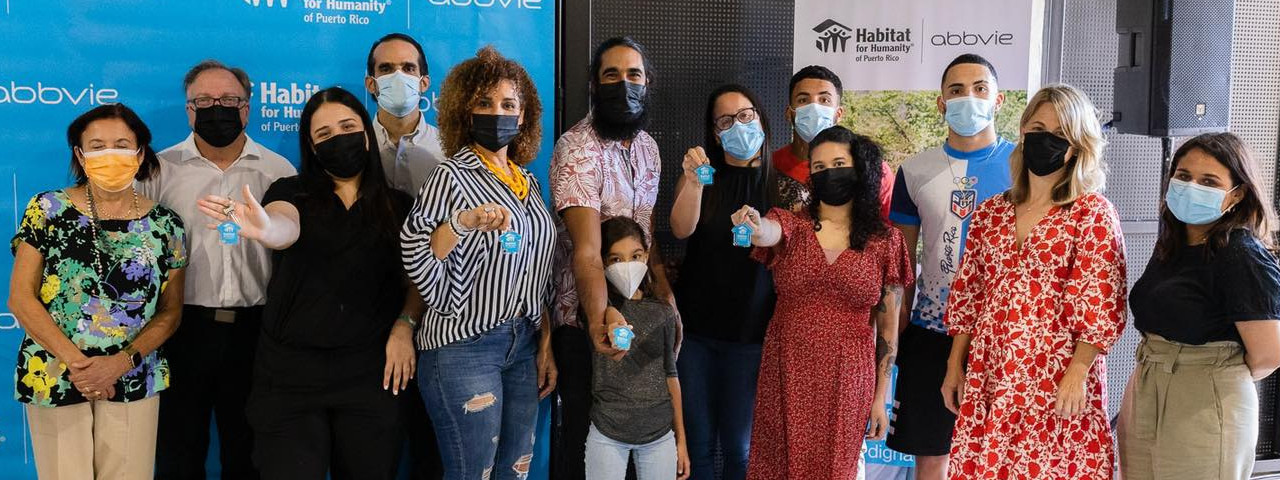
top-left (945, 192), bottom-right (1127, 479)
top-left (747, 208), bottom-right (913, 480)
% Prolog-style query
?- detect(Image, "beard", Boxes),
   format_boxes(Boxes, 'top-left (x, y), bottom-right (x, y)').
top-left (590, 87), bottom-right (652, 142)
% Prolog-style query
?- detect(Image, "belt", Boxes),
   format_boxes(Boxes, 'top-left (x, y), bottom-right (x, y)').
top-left (185, 305), bottom-right (261, 324)
top-left (1138, 333), bottom-right (1244, 373)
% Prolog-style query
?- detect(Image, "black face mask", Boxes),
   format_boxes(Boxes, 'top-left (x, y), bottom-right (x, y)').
top-left (592, 81), bottom-right (647, 138)
top-left (313, 132), bottom-right (369, 178)
top-left (471, 114), bottom-right (521, 153)
top-left (194, 105), bottom-right (244, 148)
top-left (1022, 131), bottom-right (1074, 177)
top-left (810, 167), bottom-right (859, 206)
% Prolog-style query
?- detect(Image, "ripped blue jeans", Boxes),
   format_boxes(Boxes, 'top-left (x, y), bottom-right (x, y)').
top-left (419, 318), bottom-right (540, 480)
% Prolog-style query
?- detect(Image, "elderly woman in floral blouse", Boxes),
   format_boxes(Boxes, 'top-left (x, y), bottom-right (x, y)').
top-left (9, 103), bottom-right (186, 479)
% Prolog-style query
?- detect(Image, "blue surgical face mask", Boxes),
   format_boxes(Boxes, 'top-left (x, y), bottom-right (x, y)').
top-left (1166, 178), bottom-right (1237, 225)
top-left (793, 103), bottom-right (836, 143)
top-left (719, 119), bottom-right (765, 161)
top-left (375, 71), bottom-right (422, 118)
top-left (944, 96), bottom-right (996, 137)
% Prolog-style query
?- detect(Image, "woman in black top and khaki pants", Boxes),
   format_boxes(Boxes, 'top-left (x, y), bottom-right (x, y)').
top-left (1120, 132), bottom-right (1280, 480)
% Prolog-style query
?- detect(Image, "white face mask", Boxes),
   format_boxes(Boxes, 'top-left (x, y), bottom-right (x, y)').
top-left (604, 261), bottom-right (648, 299)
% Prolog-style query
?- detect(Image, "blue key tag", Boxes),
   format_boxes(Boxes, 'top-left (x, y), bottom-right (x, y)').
top-left (499, 231), bottom-right (522, 254)
top-left (732, 223), bottom-right (753, 247)
top-left (218, 221), bottom-right (241, 245)
top-left (695, 164), bottom-right (715, 185)
top-left (611, 326), bottom-right (635, 351)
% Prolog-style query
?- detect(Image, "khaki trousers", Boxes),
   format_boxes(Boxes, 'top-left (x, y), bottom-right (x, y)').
top-left (26, 395), bottom-right (160, 480)
top-left (1118, 334), bottom-right (1258, 480)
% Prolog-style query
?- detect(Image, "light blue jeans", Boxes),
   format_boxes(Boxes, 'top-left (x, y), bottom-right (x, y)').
top-left (418, 318), bottom-right (540, 480)
top-left (585, 423), bottom-right (676, 480)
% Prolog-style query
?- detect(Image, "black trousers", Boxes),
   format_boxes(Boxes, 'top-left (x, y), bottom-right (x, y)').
top-left (155, 305), bottom-right (261, 480)
top-left (246, 371), bottom-right (403, 480)
top-left (551, 325), bottom-right (593, 480)
top-left (403, 376), bottom-right (443, 480)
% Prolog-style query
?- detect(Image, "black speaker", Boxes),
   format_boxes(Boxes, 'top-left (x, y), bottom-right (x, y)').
top-left (1113, 0), bottom-right (1235, 137)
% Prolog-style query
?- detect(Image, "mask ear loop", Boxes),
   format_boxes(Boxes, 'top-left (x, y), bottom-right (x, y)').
top-left (1223, 184), bottom-right (1243, 213)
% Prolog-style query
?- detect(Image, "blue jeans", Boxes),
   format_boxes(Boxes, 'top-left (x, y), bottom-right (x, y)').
top-left (585, 423), bottom-right (676, 480)
top-left (418, 318), bottom-right (540, 480)
top-left (677, 334), bottom-right (762, 480)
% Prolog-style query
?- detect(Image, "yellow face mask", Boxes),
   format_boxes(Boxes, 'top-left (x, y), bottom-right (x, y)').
top-left (81, 148), bottom-right (142, 192)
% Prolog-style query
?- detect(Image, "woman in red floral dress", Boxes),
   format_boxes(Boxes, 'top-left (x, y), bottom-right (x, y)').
top-left (941, 84), bottom-right (1127, 480)
top-left (732, 126), bottom-right (913, 480)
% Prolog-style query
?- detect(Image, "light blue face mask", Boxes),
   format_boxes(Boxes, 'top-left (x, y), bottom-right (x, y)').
top-left (1166, 178), bottom-right (1238, 225)
top-left (375, 71), bottom-right (422, 118)
top-left (793, 103), bottom-right (836, 143)
top-left (719, 119), bottom-right (765, 161)
top-left (944, 96), bottom-right (996, 137)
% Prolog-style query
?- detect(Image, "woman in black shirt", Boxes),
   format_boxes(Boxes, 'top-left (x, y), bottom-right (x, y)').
top-left (668, 84), bottom-right (779, 480)
top-left (198, 87), bottom-right (419, 480)
top-left (1120, 132), bottom-right (1280, 480)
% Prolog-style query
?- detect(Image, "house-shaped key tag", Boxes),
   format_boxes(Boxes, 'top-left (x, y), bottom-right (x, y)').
top-left (732, 223), bottom-right (753, 247)
top-left (218, 221), bottom-right (241, 245)
top-left (499, 231), bottom-right (522, 254)
top-left (695, 164), bottom-right (715, 185)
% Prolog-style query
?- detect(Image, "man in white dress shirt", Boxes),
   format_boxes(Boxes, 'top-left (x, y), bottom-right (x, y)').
top-left (364, 33), bottom-right (446, 479)
top-left (365, 33), bottom-right (445, 196)
top-left (142, 59), bottom-right (296, 480)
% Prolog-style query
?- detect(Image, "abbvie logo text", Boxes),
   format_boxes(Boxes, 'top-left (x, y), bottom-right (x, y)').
top-left (0, 82), bottom-right (119, 106)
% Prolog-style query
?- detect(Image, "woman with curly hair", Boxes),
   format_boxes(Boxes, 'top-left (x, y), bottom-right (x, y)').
top-left (731, 126), bottom-right (913, 480)
top-left (400, 46), bottom-right (558, 480)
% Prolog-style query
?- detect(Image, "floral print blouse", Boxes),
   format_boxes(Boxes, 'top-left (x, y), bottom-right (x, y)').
top-left (11, 190), bottom-right (187, 407)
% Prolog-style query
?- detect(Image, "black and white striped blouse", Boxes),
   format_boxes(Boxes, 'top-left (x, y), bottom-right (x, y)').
top-left (401, 147), bottom-right (557, 350)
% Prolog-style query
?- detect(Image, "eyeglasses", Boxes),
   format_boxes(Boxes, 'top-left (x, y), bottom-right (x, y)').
top-left (188, 96), bottom-right (247, 109)
top-left (714, 107), bottom-right (759, 131)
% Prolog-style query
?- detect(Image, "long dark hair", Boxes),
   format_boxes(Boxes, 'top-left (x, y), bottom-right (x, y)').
top-left (297, 87), bottom-right (401, 237)
top-left (1155, 132), bottom-right (1273, 261)
top-left (600, 216), bottom-right (655, 307)
top-left (702, 84), bottom-right (780, 213)
top-left (805, 126), bottom-right (888, 251)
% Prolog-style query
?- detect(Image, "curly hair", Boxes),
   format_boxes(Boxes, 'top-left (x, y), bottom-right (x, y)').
top-left (437, 46), bottom-right (542, 165)
top-left (805, 126), bottom-right (888, 251)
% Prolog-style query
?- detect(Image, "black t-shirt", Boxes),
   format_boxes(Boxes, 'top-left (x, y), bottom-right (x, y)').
top-left (257, 176), bottom-right (412, 387)
top-left (673, 163), bottom-right (776, 344)
top-left (1131, 229), bottom-right (1280, 345)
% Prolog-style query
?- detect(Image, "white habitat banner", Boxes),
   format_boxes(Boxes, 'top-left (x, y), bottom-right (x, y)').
top-left (793, 0), bottom-right (1043, 91)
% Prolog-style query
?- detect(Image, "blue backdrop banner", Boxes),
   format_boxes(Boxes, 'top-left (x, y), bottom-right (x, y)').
top-left (0, 0), bottom-right (556, 477)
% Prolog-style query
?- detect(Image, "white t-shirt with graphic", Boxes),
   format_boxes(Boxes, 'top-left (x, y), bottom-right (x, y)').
top-left (889, 139), bottom-right (1014, 334)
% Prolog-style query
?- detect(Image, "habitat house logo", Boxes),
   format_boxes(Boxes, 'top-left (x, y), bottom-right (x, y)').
top-left (813, 19), bottom-right (852, 53)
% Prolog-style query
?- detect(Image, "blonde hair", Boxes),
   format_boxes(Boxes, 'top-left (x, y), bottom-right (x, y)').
top-left (1007, 83), bottom-right (1108, 205)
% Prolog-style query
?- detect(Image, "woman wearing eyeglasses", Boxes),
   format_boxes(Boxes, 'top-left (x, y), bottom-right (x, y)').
top-left (669, 84), bottom-right (781, 480)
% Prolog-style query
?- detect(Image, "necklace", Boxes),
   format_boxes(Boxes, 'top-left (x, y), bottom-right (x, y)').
top-left (85, 185), bottom-right (139, 297)
top-left (945, 141), bottom-right (1000, 191)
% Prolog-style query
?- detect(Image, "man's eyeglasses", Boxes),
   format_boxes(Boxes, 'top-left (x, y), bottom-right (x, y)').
top-left (188, 96), bottom-right (247, 109)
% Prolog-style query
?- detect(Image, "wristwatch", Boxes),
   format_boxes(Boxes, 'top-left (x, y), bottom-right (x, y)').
top-left (122, 345), bottom-right (142, 370)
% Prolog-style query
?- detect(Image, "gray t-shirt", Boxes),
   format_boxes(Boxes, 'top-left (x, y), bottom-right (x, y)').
top-left (590, 298), bottom-right (679, 445)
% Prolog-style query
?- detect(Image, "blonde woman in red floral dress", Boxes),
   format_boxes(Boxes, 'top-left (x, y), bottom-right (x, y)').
top-left (732, 126), bottom-right (913, 480)
top-left (941, 84), bottom-right (1127, 480)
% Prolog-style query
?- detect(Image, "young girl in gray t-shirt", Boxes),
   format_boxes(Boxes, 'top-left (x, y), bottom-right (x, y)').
top-left (587, 217), bottom-right (689, 480)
